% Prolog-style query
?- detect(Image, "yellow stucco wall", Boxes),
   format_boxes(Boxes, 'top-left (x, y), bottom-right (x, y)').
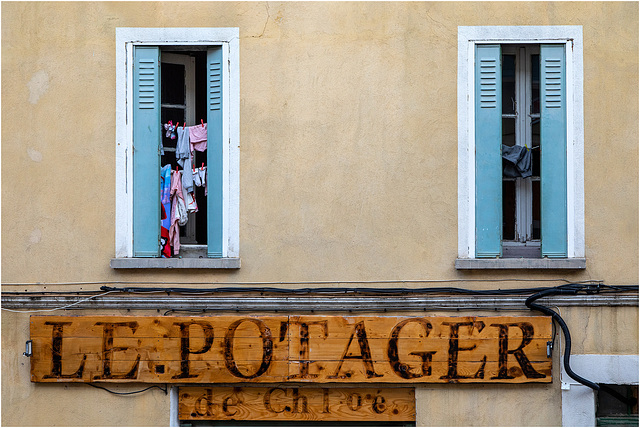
top-left (1, 311), bottom-right (171, 427)
top-left (2, 1), bottom-right (638, 285)
top-left (2, 1), bottom-right (638, 427)
top-left (4, 306), bottom-right (636, 426)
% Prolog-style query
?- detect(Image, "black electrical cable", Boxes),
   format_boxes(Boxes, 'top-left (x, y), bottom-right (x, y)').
top-left (100, 283), bottom-right (637, 296)
top-left (525, 285), bottom-right (638, 407)
top-left (101, 285), bottom-right (553, 294)
top-left (94, 282), bottom-right (638, 407)
top-left (88, 383), bottom-right (167, 395)
top-left (163, 308), bottom-right (208, 316)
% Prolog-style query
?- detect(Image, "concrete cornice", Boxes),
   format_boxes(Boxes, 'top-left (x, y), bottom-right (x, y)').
top-left (2, 292), bottom-right (636, 312)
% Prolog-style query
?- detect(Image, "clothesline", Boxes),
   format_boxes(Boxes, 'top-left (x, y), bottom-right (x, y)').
top-left (163, 119), bottom-right (207, 139)
top-left (159, 120), bottom-right (209, 258)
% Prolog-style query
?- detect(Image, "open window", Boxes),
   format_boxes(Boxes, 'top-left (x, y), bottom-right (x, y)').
top-left (477, 43), bottom-right (557, 259)
top-left (113, 28), bottom-right (239, 269)
top-left (161, 52), bottom-right (201, 247)
top-left (457, 26), bottom-right (585, 269)
top-left (500, 45), bottom-right (541, 258)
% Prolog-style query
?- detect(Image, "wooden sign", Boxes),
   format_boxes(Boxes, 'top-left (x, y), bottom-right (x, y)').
top-left (30, 315), bottom-right (552, 383)
top-left (179, 386), bottom-right (415, 422)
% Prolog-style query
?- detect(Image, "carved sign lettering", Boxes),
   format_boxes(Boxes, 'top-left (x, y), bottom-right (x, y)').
top-left (179, 386), bottom-right (416, 421)
top-left (29, 316), bottom-right (552, 383)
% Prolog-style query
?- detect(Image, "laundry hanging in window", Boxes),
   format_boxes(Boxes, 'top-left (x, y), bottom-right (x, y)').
top-left (189, 121), bottom-right (207, 152)
top-left (160, 120), bottom-right (210, 256)
top-left (502, 144), bottom-right (532, 178)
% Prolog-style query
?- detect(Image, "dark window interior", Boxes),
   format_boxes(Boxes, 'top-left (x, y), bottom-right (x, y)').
top-left (597, 385), bottom-right (639, 427)
top-left (160, 50), bottom-right (208, 245)
top-left (500, 46), bottom-right (541, 256)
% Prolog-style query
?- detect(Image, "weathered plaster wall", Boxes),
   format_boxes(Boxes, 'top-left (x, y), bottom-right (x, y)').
top-left (415, 383), bottom-right (560, 426)
top-left (561, 306), bottom-right (639, 355)
top-left (1, 2), bottom-right (638, 427)
top-left (5, 306), bottom-right (635, 426)
top-left (1, 311), bottom-right (170, 427)
top-left (2, 1), bottom-right (637, 286)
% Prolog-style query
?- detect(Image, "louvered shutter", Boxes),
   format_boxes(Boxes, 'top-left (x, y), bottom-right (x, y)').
top-left (540, 45), bottom-right (568, 258)
top-left (207, 47), bottom-right (224, 258)
top-left (475, 45), bottom-right (502, 258)
top-left (133, 46), bottom-right (161, 257)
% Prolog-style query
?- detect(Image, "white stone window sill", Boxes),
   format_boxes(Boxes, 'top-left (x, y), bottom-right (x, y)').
top-left (110, 257), bottom-right (240, 269)
top-left (455, 258), bottom-right (586, 270)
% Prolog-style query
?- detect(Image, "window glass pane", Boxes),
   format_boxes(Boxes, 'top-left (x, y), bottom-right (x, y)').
top-left (596, 384), bottom-right (638, 427)
top-left (531, 54), bottom-right (540, 115)
top-left (531, 118), bottom-right (540, 176)
top-left (502, 180), bottom-right (516, 241)
top-left (161, 62), bottom-right (185, 105)
top-left (502, 54), bottom-right (516, 115)
top-left (161, 108), bottom-right (186, 145)
top-left (502, 118), bottom-right (516, 147)
top-left (532, 180), bottom-right (541, 240)
top-left (161, 107), bottom-right (185, 169)
top-left (161, 107), bottom-right (186, 128)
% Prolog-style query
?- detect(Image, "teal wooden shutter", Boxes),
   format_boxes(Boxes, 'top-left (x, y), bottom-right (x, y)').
top-left (207, 46), bottom-right (224, 258)
top-left (475, 44), bottom-right (502, 258)
top-left (133, 46), bottom-right (161, 257)
top-left (540, 45), bottom-right (567, 258)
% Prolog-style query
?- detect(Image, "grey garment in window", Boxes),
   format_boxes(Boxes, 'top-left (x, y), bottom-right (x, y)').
top-left (176, 126), bottom-right (194, 193)
top-left (502, 144), bottom-right (532, 178)
top-left (180, 156), bottom-right (194, 193)
top-left (176, 126), bottom-right (191, 162)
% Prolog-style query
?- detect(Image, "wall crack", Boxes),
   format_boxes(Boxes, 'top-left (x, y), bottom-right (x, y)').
top-left (250, 2), bottom-right (271, 39)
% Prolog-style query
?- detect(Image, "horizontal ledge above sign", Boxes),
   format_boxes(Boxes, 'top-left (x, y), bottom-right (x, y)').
top-left (3, 293), bottom-right (636, 311)
top-left (455, 258), bottom-right (586, 269)
top-left (110, 258), bottom-right (241, 269)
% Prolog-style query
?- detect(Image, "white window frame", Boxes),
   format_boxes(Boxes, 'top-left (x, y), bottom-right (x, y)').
top-left (561, 354), bottom-right (639, 426)
top-left (457, 26), bottom-right (585, 263)
top-left (115, 28), bottom-right (239, 260)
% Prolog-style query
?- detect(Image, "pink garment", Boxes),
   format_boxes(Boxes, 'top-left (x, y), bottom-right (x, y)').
top-left (169, 170), bottom-right (187, 255)
top-left (189, 123), bottom-right (207, 152)
top-left (191, 139), bottom-right (207, 152)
